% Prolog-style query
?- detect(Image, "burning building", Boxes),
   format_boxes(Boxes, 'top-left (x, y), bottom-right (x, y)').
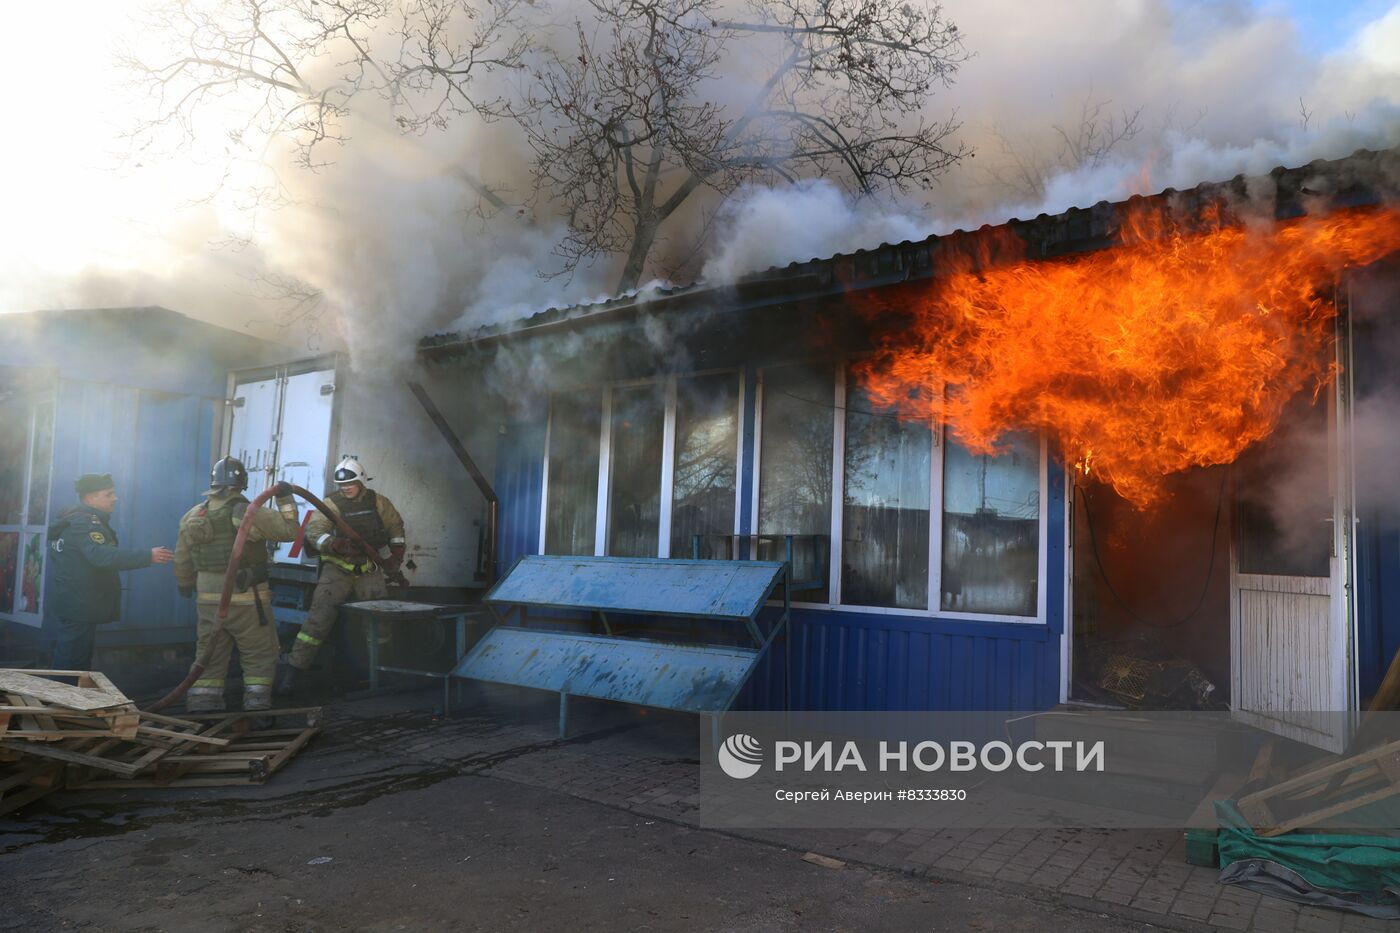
top-left (5, 149), bottom-right (1399, 756)
top-left (423, 146), bottom-right (1400, 751)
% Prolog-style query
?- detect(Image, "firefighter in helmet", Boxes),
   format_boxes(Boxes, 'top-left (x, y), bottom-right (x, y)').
top-left (174, 456), bottom-right (300, 713)
top-left (276, 456), bottom-right (405, 695)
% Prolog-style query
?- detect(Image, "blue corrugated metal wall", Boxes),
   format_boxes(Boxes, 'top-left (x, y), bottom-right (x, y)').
top-left (1353, 288), bottom-right (1400, 699)
top-left (1, 310), bottom-right (278, 661)
top-left (1355, 523), bottom-right (1397, 697)
top-left (118, 389), bottom-right (216, 644)
top-left (39, 382), bottom-right (222, 647)
top-left (492, 409), bottom-right (1066, 712)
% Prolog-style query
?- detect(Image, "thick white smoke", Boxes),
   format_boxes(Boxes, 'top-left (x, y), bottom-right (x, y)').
top-left (702, 180), bottom-right (930, 283)
top-left (3, 0), bottom-right (1400, 364)
top-left (704, 1), bottom-right (1400, 281)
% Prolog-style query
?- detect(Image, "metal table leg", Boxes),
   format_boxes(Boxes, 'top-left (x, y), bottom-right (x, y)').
top-left (368, 618), bottom-right (381, 692)
top-left (452, 613), bottom-right (468, 713)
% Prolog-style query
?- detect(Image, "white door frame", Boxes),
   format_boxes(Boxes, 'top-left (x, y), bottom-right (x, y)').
top-left (1230, 283), bottom-right (1358, 751)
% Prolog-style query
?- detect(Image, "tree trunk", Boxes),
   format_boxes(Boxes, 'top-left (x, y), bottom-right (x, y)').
top-left (616, 215), bottom-right (661, 294)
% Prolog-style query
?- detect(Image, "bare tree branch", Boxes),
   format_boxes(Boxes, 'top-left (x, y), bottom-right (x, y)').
top-left (518, 0), bottom-right (969, 291)
top-left (128, 0), bottom-right (971, 303)
top-left (983, 90), bottom-right (1145, 202)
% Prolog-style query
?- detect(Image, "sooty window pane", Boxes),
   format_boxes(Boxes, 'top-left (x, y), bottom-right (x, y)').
top-left (0, 400), bottom-right (28, 527)
top-left (26, 402), bottom-right (53, 525)
top-left (20, 532), bottom-right (42, 614)
top-left (607, 384), bottom-right (665, 557)
top-left (940, 432), bottom-right (1040, 616)
top-left (544, 391), bottom-right (602, 556)
top-left (671, 374), bottom-right (739, 559)
top-left (1235, 394), bottom-right (1330, 577)
top-left (0, 532), bottom-right (16, 614)
top-left (757, 364), bottom-right (834, 599)
top-left (842, 374), bottom-right (930, 610)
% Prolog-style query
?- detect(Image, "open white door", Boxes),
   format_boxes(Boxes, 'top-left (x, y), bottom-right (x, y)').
top-left (1231, 301), bottom-right (1356, 751)
top-left (227, 362), bottom-right (337, 566)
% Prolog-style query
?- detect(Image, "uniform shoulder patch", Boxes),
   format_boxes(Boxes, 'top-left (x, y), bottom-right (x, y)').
top-left (89, 531), bottom-right (107, 544)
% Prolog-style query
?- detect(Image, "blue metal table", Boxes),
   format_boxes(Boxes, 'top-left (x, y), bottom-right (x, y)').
top-left (341, 599), bottom-right (485, 712)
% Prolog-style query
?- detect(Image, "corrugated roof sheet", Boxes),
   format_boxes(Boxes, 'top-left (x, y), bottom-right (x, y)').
top-left (419, 146), bottom-right (1400, 356)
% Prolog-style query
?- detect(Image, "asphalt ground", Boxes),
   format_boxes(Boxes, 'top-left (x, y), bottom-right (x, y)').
top-left (0, 693), bottom-right (1169, 932)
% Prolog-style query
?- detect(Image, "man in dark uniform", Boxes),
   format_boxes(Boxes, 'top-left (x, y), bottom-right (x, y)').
top-left (47, 473), bottom-right (174, 670)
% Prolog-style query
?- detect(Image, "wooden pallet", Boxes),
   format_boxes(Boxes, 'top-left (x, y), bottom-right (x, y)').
top-left (0, 757), bottom-right (65, 817)
top-left (0, 669), bottom-right (140, 740)
top-left (0, 735), bottom-right (119, 817)
top-left (1237, 738), bottom-right (1400, 836)
top-left (66, 709), bottom-right (321, 789)
top-left (1, 691), bottom-right (323, 813)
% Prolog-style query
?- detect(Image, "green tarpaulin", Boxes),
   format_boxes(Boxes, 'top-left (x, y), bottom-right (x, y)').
top-left (1215, 799), bottom-right (1400, 917)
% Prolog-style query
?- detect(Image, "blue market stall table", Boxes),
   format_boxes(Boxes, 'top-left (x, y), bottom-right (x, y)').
top-left (340, 600), bottom-right (485, 712)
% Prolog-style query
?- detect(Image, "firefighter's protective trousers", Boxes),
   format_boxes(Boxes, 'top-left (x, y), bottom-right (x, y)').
top-left (287, 563), bottom-right (387, 670)
top-left (186, 585), bottom-right (281, 712)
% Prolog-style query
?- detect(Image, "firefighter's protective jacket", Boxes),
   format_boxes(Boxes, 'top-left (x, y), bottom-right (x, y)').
top-left (175, 491), bottom-right (299, 598)
top-left (305, 488), bottom-right (405, 572)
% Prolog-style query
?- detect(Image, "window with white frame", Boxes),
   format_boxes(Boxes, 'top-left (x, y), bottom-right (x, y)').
top-left (606, 383), bottom-right (666, 557)
top-left (541, 373), bottom-right (745, 560)
top-left (0, 394), bottom-right (54, 625)
top-left (539, 361), bottom-right (1044, 621)
top-left (756, 363), bottom-right (834, 600)
top-left (670, 373), bottom-right (740, 559)
top-left (753, 360), bottom-right (1045, 621)
top-left (543, 391), bottom-right (602, 556)
top-left (841, 373), bottom-right (933, 610)
top-left (940, 432), bottom-right (1041, 616)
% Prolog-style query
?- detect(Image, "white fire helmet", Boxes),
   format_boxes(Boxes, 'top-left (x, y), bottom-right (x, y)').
top-left (333, 457), bottom-right (369, 486)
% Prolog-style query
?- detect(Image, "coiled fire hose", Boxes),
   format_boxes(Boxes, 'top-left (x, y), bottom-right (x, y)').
top-left (150, 483), bottom-right (401, 712)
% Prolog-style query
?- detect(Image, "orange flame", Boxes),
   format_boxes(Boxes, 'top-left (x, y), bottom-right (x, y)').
top-left (857, 205), bottom-right (1400, 507)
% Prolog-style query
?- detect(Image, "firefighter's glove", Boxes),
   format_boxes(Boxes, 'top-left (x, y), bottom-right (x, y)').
top-left (273, 486), bottom-right (297, 519)
top-left (326, 537), bottom-right (360, 558)
top-left (384, 544), bottom-right (406, 575)
top-left (178, 584), bottom-right (195, 599)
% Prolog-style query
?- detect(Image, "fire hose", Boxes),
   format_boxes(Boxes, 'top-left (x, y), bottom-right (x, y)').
top-left (150, 483), bottom-right (407, 712)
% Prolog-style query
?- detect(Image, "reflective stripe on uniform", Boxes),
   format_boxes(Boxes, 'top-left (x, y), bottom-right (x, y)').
top-left (316, 533), bottom-right (332, 549)
top-left (192, 679), bottom-right (226, 688)
top-left (322, 554), bottom-right (373, 574)
top-left (244, 676), bottom-right (274, 686)
top-left (295, 631), bottom-right (322, 646)
top-left (389, 537), bottom-right (406, 545)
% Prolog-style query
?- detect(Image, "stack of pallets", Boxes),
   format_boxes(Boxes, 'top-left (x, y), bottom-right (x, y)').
top-left (0, 669), bottom-right (320, 815)
top-left (1237, 738), bottom-right (1400, 836)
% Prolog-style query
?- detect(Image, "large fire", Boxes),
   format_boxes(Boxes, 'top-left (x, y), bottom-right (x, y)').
top-left (857, 204), bottom-right (1400, 506)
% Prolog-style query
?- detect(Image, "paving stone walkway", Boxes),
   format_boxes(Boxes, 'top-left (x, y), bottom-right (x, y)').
top-left (329, 688), bottom-right (1393, 933)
